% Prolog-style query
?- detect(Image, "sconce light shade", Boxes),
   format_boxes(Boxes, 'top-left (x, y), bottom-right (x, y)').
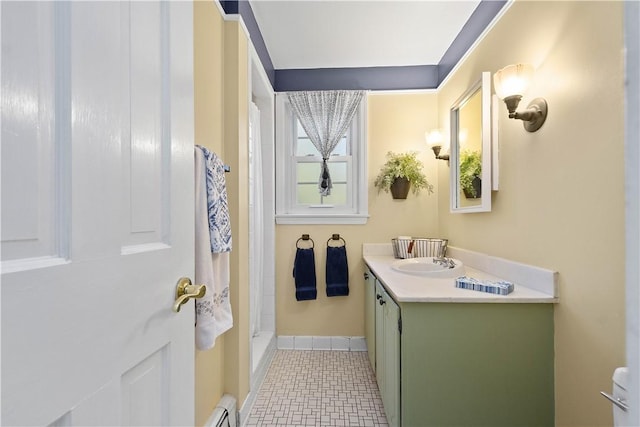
top-left (425, 129), bottom-right (444, 147)
top-left (493, 63), bottom-right (534, 100)
top-left (493, 63), bottom-right (548, 133)
top-left (425, 129), bottom-right (449, 162)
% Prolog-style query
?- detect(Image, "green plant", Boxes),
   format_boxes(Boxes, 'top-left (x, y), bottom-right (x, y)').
top-left (374, 151), bottom-right (434, 195)
top-left (459, 149), bottom-right (482, 197)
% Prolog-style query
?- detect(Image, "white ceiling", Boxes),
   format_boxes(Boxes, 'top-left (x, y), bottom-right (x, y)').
top-left (249, 0), bottom-right (481, 70)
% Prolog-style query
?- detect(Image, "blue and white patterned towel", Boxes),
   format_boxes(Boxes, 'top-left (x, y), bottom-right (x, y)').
top-left (194, 146), bottom-right (233, 350)
top-left (197, 145), bottom-right (232, 253)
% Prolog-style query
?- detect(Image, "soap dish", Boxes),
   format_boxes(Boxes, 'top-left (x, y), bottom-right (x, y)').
top-left (455, 276), bottom-right (514, 295)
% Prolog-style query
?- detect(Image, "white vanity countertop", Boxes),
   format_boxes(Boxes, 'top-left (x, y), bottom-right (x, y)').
top-left (363, 244), bottom-right (558, 304)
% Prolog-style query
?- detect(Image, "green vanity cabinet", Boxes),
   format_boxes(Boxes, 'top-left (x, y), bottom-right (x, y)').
top-left (364, 268), bottom-right (555, 427)
top-left (401, 302), bottom-right (554, 427)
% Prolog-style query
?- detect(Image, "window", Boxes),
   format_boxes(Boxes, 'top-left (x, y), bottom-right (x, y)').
top-left (275, 94), bottom-right (368, 224)
top-left (295, 120), bottom-right (349, 206)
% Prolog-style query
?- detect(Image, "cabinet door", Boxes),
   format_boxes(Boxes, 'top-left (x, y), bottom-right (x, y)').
top-left (383, 296), bottom-right (401, 427)
top-left (375, 280), bottom-right (386, 391)
top-left (375, 281), bottom-right (401, 427)
top-left (364, 267), bottom-right (377, 371)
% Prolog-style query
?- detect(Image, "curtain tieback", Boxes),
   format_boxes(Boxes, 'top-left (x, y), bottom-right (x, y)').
top-left (321, 158), bottom-right (330, 189)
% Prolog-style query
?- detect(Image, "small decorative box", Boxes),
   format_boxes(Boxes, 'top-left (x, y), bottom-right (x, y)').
top-left (455, 276), bottom-right (514, 295)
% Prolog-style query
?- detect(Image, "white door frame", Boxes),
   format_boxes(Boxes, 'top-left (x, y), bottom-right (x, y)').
top-left (625, 1), bottom-right (639, 425)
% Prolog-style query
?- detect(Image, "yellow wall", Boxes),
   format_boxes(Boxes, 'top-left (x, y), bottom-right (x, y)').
top-left (222, 17), bottom-right (251, 413)
top-left (276, 92), bottom-right (440, 336)
top-left (194, 2), bottom-right (225, 426)
top-left (193, 2), bottom-right (250, 425)
top-left (437, 2), bottom-right (625, 425)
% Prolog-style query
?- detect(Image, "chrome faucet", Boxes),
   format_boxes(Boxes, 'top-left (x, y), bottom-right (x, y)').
top-left (433, 257), bottom-right (456, 269)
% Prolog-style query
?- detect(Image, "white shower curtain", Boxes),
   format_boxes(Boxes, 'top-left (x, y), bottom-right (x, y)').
top-left (249, 102), bottom-right (264, 338)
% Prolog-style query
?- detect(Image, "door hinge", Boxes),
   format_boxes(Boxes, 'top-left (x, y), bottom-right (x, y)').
top-left (364, 272), bottom-right (369, 280)
top-left (398, 317), bottom-right (402, 334)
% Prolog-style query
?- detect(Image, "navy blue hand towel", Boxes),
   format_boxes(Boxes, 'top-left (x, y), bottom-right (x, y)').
top-left (326, 246), bottom-right (349, 297)
top-left (293, 247), bottom-right (317, 301)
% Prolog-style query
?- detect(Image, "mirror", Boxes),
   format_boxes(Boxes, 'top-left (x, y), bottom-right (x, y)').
top-left (450, 72), bottom-right (493, 213)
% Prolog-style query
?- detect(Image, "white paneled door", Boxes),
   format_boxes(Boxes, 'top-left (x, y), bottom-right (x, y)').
top-left (1, 2), bottom-right (195, 425)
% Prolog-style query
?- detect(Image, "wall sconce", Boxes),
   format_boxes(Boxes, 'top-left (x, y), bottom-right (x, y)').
top-left (425, 129), bottom-right (449, 162)
top-left (493, 63), bottom-right (548, 132)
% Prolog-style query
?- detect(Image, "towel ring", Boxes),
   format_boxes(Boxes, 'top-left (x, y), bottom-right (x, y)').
top-left (327, 234), bottom-right (346, 248)
top-left (296, 234), bottom-right (314, 249)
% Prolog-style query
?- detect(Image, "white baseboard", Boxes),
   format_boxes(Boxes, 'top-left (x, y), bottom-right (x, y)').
top-left (276, 335), bottom-right (367, 352)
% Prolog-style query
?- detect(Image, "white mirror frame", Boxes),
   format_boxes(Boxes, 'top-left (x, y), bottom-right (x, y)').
top-left (450, 71), bottom-right (493, 213)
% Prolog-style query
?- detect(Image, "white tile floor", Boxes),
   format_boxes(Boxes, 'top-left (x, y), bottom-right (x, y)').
top-left (246, 350), bottom-right (389, 427)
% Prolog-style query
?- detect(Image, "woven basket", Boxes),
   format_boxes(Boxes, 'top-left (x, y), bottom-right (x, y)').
top-left (391, 238), bottom-right (448, 259)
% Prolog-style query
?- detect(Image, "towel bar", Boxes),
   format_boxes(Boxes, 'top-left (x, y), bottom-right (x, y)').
top-left (296, 234), bottom-right (314, 248)
top-left (327, 234), bottom-right (346, 247)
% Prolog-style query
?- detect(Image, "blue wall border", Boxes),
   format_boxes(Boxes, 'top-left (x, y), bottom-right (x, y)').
top-left (220, 0), bottom-right (507, 92)
top-left (275, 66), bottom-right (438, 92)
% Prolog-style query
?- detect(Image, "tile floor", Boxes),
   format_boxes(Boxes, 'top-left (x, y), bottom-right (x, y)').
top-left (245, 350), bottom-right (389, 427)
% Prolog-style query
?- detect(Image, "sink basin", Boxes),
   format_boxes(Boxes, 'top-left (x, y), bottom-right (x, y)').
top-left (391, 257), bottom-right (465, 278)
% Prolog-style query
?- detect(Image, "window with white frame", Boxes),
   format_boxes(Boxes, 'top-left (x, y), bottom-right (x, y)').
top-left (275, 94), bottom-right (368, 224)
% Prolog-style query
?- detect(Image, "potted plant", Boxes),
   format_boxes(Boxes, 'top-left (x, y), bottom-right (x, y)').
top-left (374, 151), bottom-right (434, 199)
top-left (459, 149), bottom-right (482, 198)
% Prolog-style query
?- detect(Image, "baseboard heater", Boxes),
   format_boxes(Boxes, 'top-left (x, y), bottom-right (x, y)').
top-left (207, 394), bottom-right (237, 427)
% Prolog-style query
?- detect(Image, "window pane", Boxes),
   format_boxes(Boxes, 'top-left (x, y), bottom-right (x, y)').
top-left (296, 183), bottom-right (348, 206)
top-left (322, 184), bottom-right (347, 205)
top-left (296, 159), bottom-right (349, 206)
top-left (331, 136), bottom-right (348, 156)
top-left (297, 162), bottom-right (321, 183)
top-left (326, 161), bottom-right (347, 182)
top-left (297, 184), bottom-right (321, 205)
top-left (296, 138), bottom-right (319, 156)
top-left (297, 162), bottom-right (348, 183)
top-left (296, 120), bottom-right (307, 136)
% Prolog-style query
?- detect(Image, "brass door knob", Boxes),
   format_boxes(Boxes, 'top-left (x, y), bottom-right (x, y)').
top-left (173, 277), bottom-right (206, 312)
